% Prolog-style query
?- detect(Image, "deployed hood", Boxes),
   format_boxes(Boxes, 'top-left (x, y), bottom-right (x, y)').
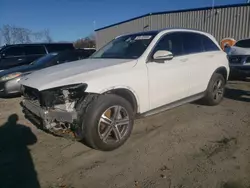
top-left (228, 46), bottom-right (250, 56)
top-left (20, 58), bottom-right (137, 91)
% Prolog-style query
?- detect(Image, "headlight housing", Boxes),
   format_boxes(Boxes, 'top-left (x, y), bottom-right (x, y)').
top-left (40, 83), bottom-right (88, 107)
top-left (0, 72), bottom-right (22, 82)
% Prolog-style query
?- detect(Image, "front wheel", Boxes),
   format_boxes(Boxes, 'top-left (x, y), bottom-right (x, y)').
top-left (202, 73), bottom-right (226, 106)
top-left (77, 94), bottom-right (134, 151)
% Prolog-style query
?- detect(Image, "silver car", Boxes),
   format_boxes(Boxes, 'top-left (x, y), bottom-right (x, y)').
top-left (0, 49), bottom-right (95, 97)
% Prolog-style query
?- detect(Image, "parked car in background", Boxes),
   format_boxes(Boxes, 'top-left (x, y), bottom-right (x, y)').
top-left (227, 38), bottom-right (250, 78)
top-left (0, 43), bottom-right (75, 71)
top-left (77, 48), bottom-right (96, 57)
top-left (20, 28), bottom-right (229, 151)
top-left (0, 49), bottom-right (95, 96)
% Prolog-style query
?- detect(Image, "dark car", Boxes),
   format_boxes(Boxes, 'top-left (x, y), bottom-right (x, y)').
top-left (0, 48), bottom-right (95, 96)
top-left (227, 38), bottom-right (250, 78)
top-left (0, 43), bottom-right (75, 71)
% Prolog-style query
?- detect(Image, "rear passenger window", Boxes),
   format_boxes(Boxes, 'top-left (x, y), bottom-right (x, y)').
top-left (182, 32), bottom-right (203, 54)
top-left (24, 46), bottom-right (46, 55)
top-left (46, 44), bottom-right (74, 53)
top-left (201, 36), bottom-right (220, 52)
top-left (153, 33), bottom-right (183, 56)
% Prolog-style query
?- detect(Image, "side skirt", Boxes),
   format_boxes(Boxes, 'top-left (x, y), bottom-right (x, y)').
top-left (137, 92), bottom-right (205, 118)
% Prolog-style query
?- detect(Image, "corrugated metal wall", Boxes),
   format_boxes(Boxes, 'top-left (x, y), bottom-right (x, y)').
top-left (96, 5), bottom-right (250, 49)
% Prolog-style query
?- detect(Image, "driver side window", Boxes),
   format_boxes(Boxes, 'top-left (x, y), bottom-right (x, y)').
top-left (2, 46), bottom-right (25, 57)
top-left (152, 32), bottom-right (183, 57)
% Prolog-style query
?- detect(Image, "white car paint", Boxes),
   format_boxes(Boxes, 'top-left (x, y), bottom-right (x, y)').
top-left (187, 51), bottom-right (229, 96)
top-left (20, 28), bottom-right (229, 114)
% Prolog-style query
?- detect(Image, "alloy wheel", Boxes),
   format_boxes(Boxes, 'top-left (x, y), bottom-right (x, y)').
top-left (98, 105), bottom-right (130, 144)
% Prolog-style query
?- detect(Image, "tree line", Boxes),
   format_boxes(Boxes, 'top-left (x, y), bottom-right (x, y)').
top-left (0, 24), bottom-right (96, 48)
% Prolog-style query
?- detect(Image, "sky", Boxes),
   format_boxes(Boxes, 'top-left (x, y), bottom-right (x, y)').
top-left (0, 0), bottom-right (246, 42)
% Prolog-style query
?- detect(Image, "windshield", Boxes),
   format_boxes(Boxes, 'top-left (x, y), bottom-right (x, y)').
top-left (234, 39), bottom-right (250, 48)
top-left (30, 53), bottom-right (58, 66)
top-left (90, 33), bottom-right (156, 59)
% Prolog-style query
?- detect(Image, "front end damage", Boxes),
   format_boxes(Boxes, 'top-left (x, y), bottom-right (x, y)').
top-left (20, 83), bottom-right (89, 139)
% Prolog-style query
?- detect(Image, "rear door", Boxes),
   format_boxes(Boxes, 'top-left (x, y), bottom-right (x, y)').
top-left (0, 46), bottom-right (26, 70)
top-left (23, 45), bottom-right (47, 64)
top-left (182, 32), bottom-right (221, 96)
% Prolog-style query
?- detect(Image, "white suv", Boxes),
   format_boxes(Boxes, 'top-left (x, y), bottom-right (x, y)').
top-left (20, 28), bottom-right (229, 151)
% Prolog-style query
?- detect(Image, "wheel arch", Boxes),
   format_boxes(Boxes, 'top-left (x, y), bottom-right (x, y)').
top-left (214, 66), bottom-right (228, 82)
top-left (205, 66), bottom-right (228, 91)
top-left (100, 86), bottom-right (140, 115)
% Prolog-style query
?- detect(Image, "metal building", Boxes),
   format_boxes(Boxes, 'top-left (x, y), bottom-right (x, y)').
top-left (95, 3), bottom-right (250, 49)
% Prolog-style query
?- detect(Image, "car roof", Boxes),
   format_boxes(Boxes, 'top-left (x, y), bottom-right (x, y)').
top-left (117, 27), bottom-right (210, 38)
top-left (236, 38), bottom-right (250, 43)
top-left (2, 42), bottom-right (73, 47)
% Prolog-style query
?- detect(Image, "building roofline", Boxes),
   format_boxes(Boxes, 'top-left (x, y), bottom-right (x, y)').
top-left (95, 3), bottom-right (250, 32)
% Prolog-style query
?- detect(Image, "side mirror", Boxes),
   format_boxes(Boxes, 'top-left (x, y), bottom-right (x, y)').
top-left (153, 50), bottom-right (173, 61)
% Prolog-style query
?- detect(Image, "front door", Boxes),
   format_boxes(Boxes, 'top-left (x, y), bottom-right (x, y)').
top-left (146, 32), bottom-right (191, 110)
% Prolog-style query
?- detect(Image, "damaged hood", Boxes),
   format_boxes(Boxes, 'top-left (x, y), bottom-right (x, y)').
top-left (227, 46), bottom-right (250, 56)
top-left (20, 58), bottom-right (137, 91)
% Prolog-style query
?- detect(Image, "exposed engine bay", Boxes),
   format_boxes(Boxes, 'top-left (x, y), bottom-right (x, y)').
top-left (21, 83), bottom-right (89, 140)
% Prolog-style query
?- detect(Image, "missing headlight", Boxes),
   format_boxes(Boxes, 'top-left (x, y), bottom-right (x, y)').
top-left (40, 83), bottom-right (88, 107)
top-left (66, 83), bottom-right (88, 99)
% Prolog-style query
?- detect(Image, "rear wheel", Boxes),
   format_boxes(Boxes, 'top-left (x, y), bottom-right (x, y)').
top-left (202, 73), bottom-right (226, 106)
top-left (76, 94), bottom-right (134, 151)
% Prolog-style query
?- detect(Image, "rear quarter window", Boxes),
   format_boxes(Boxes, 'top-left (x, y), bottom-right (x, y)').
top-left (201, 35), bottom-right (220, 52)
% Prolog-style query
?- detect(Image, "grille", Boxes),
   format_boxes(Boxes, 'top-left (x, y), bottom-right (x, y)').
top-left (228, 56), bottom-right (243, 64)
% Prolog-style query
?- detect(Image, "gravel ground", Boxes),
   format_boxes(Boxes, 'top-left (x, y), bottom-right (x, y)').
top-left (0, 80), bottom-right (249, 188)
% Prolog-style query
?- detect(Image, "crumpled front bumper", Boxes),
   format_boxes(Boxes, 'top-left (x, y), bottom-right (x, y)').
top-left (21, 99), bottom-right (77, 125)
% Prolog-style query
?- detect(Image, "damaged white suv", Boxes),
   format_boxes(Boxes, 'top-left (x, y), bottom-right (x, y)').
top-left (20, 28), bottom-right (229, 151)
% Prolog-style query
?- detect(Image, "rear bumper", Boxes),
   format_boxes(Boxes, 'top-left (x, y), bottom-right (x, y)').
top-left (21, 99), bottom-right (77, 126)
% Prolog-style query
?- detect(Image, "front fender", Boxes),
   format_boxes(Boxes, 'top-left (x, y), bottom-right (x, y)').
top-left (86, 85), bottom-right (140, 112)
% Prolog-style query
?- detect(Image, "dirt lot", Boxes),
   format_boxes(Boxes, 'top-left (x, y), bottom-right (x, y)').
top-left (0, 80), bottom-right (250, 188)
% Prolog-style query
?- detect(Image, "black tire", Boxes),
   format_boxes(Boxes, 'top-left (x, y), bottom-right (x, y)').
top-left (202, 73), bottom-right (226, 106)
top-left (75, 94), bottom-right (134, 151)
